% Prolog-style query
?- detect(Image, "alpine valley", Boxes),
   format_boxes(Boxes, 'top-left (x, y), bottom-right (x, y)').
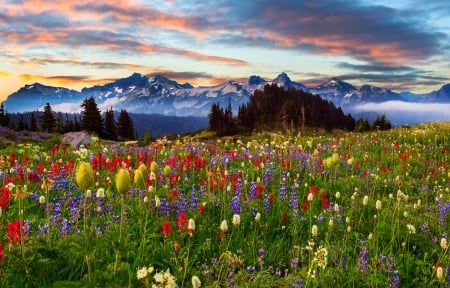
top-left (3, 72), bottom-right (450, 127)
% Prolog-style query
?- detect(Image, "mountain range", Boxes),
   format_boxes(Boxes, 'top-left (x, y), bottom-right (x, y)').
top-left (3, 72), bottom-right (450, 123)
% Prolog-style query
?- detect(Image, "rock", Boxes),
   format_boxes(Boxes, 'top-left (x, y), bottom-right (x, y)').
top-left (62, 131), bottom-right (91, 148)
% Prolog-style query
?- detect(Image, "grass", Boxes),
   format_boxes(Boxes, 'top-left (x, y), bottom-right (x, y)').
top-left (0, 122), bottom-right (448, 287)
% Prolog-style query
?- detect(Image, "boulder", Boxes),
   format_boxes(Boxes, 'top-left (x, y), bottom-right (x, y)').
top-left (62, 131), bottom-right (91, 148)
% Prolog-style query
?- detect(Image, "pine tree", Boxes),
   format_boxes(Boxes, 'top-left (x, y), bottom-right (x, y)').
top-left (117, 109), bottom-right (135, 140)
top-left (17, 114), bottom-right (28, 131)
top-left (40, 103), bottom-right (56, 132)
top-left (81, 97), bottom-right (103, 136)
top-left (103, 107), bottom-right (117, 140)
top-left (0, 103), bottom-right (10, 127)
top-left (30, 112), bottom-right (38, 131)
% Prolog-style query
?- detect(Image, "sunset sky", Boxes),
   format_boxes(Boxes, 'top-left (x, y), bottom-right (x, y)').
top-left (1, 0), bottom-right (449, 102)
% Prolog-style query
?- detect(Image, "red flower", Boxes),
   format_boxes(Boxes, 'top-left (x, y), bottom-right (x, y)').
top-left (256, 184), bottom-right (264, 198)
top-left (269, 194), bottom-right (275, 205)
top-left (176, 212), bottom-right (187, 232)
top-left (310, 185), bottom-right (317, 195)
top-left (282, 211), bottom-right (289, 224)
top-left (199, 203), bottom-right (205, 215)
top-left (435, 261), bottom-right (441, 270)
top-left (7, 220), bottom-right (22, 244)
top-left (301, 202), bottom-right (308, 211)
top-left (0, 187), bottom-right (10, 209)
top-left (161, 221), bottom-right (173, 238)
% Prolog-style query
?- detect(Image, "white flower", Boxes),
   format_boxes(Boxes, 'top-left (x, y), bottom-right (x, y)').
top-left (86, 189), bottom-right (92, 198)
top-left (335, 192), bottom-right (340, 199)
top-left (154, 195), bottom-right (160, 208)
top-left (375, 200), bottom-right (382, 211)
top-left (136, 266), bottom-right (149, 280)
top-left (188, 218), bottom-right (196, 231)
top-left (97, 188), bottom-right (105, 198)
top-left (39, 195), bottom-right (46, 204)
top-left (311, 225), bottom-right (318, 237)
top-left (362, 195), bottom-right (369, 206)
top-left (220, 220), bottom-right (228, 232)
top-left (436, 266), bottom-right (443, 280)
top-left (307, 193), bottom-right (314, 202)
top-left (406, 224), bottom-right (416, 234)
top-left (440, 238), bottom-right (448, 250)
top-left (232, 214), bottom-right (241, 226)
top-left (192, 275), bottom-right (201, 288)
top-left (254, 212), bottom-right (261, 222)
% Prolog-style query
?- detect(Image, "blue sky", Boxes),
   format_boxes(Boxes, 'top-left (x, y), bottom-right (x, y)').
top-left (0, 0), bottom-right (449, 101)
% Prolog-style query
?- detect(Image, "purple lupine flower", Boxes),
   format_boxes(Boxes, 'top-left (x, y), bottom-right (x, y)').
top-left (235, 178), bottom-right (243, 197)
top-left (279, 183), bottom-right (286, 201)
top-left (158, 197), bottom-right (171, 216)
top-left (263, 168), bottom-right (271, 186)
top-left (289, 278), bottom-right (304, 288)
top-left (263, 193), bottom-right (270, 213)
top-left (22, 219), bottom-right (32, 237)
top-left (189, 185), bottom-right (199, 210)
top-left (421, 223), bottom-right (429, 234)
top-left (174, 192), bottom-right (188, 216)
top-left (359, 240), bottom-right (368, 272)
top-left (229, 196), bottom-right (240, 215)
top-left (249, 181), bottom-right (257, 199)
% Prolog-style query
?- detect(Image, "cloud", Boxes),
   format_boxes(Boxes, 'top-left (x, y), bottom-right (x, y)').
top-left (0, 71), bottom-right (10, 77)
top-left (50, 102), bottom-right (82, 113)
top-left (353, 101), bottom-right (450, 125)
top-left (211, 0), bottom-right (448, 65)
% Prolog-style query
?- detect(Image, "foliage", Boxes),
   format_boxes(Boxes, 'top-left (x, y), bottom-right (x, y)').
top-left (117, 109), bottom-right (135, 140)
top-left (40, 103), bottom-right (56, 133)
top-left (81, 97), bottom-right (103, 136)
top-left (0, 121), bottom-right (448, 287)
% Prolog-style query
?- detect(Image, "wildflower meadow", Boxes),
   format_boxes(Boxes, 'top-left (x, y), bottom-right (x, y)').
top-left (0, 122), bottom-right (449, 287)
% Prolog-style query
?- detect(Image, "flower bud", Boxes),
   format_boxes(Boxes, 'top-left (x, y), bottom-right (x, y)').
top-left (163, 165), bottom-right (171, 177)
top-left (150, 161), bottom-right (158, 174)
top-left (115, 168), bottom-right (131, 195)
top-left (76, 162), bottom-right (94, 191)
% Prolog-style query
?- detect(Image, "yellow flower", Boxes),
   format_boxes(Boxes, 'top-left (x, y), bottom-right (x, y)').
top-left (116, 168), bottom-right (131, 195)
top-left (41, 176), bottom-right (55, 192)
top-left (134, 169), bottom-right (145, 188)
top-left (163, 165), bottom-right (171, 177)
top-left (76, 162), bottom-right (94, 191)
top-left (150, 161), bottom-right (158, 174)
top-left (138, 163), bottom-right (148, 178)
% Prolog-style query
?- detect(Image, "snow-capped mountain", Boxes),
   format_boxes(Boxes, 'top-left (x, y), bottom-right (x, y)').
top-left (4, 83), bottom-right (83, 112)
top-left (3, 72), bottom-right (449, 118)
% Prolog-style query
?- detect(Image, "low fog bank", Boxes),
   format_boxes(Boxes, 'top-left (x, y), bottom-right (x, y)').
top-left (350, 101), bottom-right (450, 126)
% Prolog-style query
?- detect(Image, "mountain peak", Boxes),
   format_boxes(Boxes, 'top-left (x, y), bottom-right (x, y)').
top-left (273, 72), bottom-right (291, 84)
top-left (248, 75), bottom-right (266, 86)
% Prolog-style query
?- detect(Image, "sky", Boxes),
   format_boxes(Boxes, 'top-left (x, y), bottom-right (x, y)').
top-left (1, 0), bottom-right (449, 102)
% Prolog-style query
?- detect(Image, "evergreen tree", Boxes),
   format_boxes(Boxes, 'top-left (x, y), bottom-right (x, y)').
top-left (30, 112), bottom-right (38, 131)
top-left (17, 114), bottom-right (28, 131)
top-left (372, 114), bottom-right (392, 131)
top-left (0, 103), bottom-right (10, 127)
top-left (40, 103), bottom-right (56, 132)
top-left (81, 97), bottom-right (103, 136)
top-left (117, 109), bottom-right (135, 140)
top-left (103, 107), bottom-right (117, 140)
top-left (355, 118), bottom-right (370, 132)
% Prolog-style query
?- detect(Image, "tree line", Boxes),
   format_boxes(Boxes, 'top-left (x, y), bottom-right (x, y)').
top-left (209, 84), bottom-right (357, 135)
top-left (0, 97), bottom-right (136, 140)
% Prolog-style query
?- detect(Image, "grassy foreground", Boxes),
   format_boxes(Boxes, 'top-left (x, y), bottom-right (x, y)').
top-left (0, 122), bottom-right (449, 287)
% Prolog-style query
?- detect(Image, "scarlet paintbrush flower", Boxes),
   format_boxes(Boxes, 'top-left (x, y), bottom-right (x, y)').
top-left (162, 221), bottom-right (173, 238)
top-left (6, 220), bottom-right (22, 245)
top-left (176, 212), bottom-right (187, 232)
top-left (0, 187), bottom-right (10, 209)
